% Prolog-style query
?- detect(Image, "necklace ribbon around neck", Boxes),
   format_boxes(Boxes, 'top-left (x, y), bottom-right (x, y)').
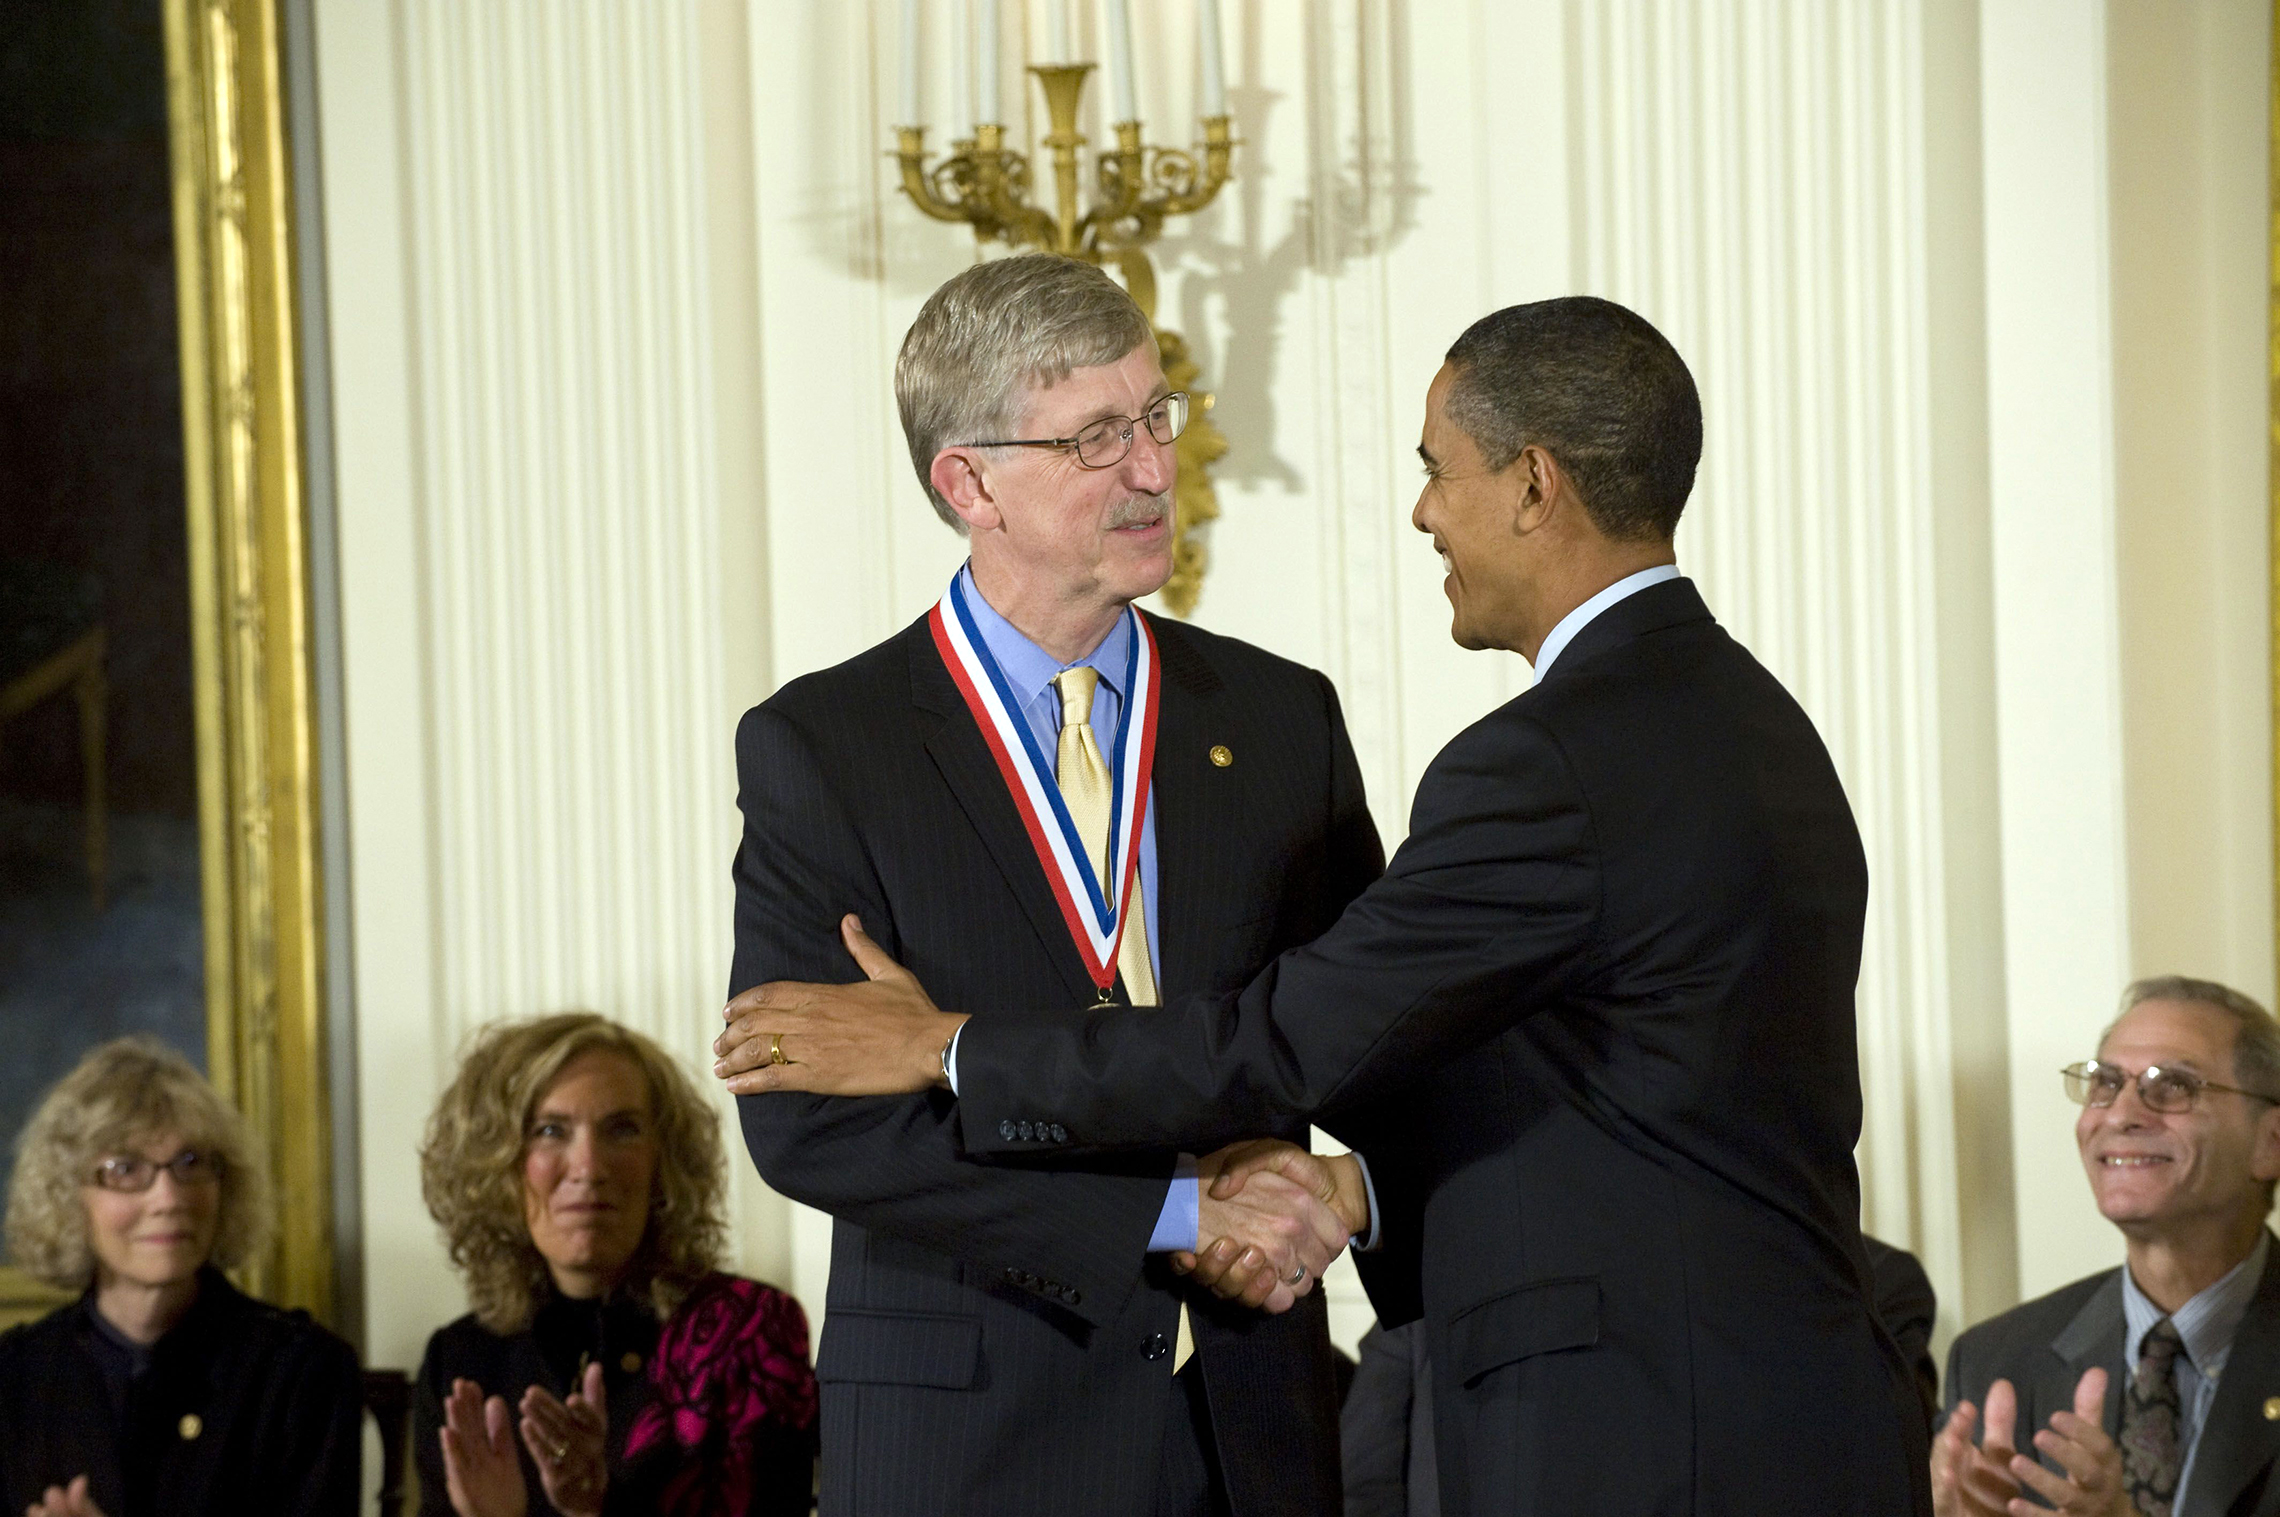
top-left (929, 572), bottom-right (1159, 994)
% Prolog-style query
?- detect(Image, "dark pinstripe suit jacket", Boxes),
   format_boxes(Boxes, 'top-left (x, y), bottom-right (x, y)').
top-left (730, 609), bottom-right (1384, 1517)
top-left (951, 581), bottom-right (1930, 1517)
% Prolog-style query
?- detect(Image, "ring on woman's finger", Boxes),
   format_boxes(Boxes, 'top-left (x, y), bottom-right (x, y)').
top-left (1284, 1263), bottom-right (1308, 1287)
top-left (767, 1032), bottom-right (789, 1067)
top-left (549, 1439), bottom-right (568, 1462)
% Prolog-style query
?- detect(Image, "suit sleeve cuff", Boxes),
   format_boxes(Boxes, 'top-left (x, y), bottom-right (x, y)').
top-left (1146, 1157), bottom-right (1201, 1253)
top-left (1352, 1150), bottom-right (1383, 1253)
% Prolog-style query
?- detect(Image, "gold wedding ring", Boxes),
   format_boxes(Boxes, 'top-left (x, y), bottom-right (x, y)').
top-left (767, 1032), bottom-right (788, 1067)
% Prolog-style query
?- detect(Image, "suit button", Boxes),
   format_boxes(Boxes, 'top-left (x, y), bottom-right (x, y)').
top-left (1142, 1332), bottom-right (1170, 1361)
top-left (1018, 1121), bottom-right (1035, 1140)
top-left (1049, 1124), bottom-right (1068, 1143)
top-left (1064, 1288), bottom-right (1081, 1305)
top-left (999, 1119), bottom-right (1016, 1140)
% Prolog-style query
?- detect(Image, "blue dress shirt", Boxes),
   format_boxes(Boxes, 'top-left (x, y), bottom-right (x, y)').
top-left (2119, 1231), bottom-right (2269, 1512)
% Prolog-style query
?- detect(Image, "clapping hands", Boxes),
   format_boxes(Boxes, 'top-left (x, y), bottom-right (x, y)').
top-left (1932, 1371), bottom-right (2130, 1517)
top-left (439, 1362), bottom-right (609, 1517)
top-left (24, 1475), bottom-right (106, 1517)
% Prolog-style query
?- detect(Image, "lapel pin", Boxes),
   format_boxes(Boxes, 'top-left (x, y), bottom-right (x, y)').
top-left (2265, 1396), bottom-right (2280, 1421)
top-left (1209, 745), bottom-right (1232, 768)
top-left (179, 1412), bottom-right (203, 1440)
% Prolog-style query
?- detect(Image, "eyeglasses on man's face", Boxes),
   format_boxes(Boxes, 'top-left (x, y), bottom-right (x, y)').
top-left (960, 391), bottom-right (1190, 470)
top-left (89, 1149), bottom-right (225, 1193)
top-left (2061, 1059), bottom-right (2280, 1114)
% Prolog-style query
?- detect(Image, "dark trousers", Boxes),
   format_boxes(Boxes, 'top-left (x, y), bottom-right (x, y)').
top-left (1153, 1362), bottom-right (1233, 1517)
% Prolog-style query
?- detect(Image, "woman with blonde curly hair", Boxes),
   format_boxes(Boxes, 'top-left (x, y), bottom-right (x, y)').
top-left (413, 1012), bottom-right (815, 1517)
top-left (0, 1037), bottom-right (362, 1517)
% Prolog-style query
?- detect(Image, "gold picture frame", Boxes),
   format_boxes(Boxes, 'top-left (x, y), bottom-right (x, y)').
top-left (0, 0), bottom-right (331, 1330)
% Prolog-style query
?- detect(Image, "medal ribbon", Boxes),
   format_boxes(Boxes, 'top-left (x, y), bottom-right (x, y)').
top-left (929, 574), bottom-right (1159, 994)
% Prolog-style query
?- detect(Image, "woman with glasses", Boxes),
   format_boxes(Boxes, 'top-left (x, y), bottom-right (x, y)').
top-left (0, 1037), bottom-right (362, 1517)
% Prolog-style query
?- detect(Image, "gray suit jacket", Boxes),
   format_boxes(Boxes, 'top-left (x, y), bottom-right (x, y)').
top-left (1944, 1237), bottom-right (2280, 1517)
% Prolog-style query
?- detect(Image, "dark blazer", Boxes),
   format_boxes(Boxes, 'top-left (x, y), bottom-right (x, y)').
top-left (731, 610), bottom-right (1383, 1516)
top-left (955, 579), bottom-right (1931, 1517)
top-left (1865, 1236), bottom-right (1940, 1432)
top-left (1341, 1320), bottom-right (1438, 1517)
top-left (1944, 1239), bottom-right (2280, 1517)
top-left (0, 1269), bottom-right (361, 1517)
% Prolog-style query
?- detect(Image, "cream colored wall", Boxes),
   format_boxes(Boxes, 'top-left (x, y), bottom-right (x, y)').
top-left (2110, 0), bottom-right (2273, 1002)
top-left (311, 0), bottom-right (2273, 1372)
top-left (315, 0), bottom-right (789, 1373)
top-left (1975, 0), bottom-right (2273, 1308)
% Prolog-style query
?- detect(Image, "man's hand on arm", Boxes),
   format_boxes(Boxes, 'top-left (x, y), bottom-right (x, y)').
top-left (1170, 1140), bottom-right (1372, 1313)
top-left (716, 916), bottom-right (965, 1096)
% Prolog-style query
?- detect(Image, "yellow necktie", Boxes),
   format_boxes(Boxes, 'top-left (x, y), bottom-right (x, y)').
top-left (1051, 667), bottom-right (1157, 1006)
top-left (1052, 667), bottom-right (1188, 1371)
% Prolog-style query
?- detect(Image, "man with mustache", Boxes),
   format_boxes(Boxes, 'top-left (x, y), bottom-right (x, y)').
top-left (718, 294), bottom-right (1934, 1515)
top-left (1936, 978), bottom-right (2280, 1517)
top-left (726, 253), bottom-right (1382, 1516)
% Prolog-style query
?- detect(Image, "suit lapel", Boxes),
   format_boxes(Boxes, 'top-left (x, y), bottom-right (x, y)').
top-left (907, 623), bottom-right (1100, 1006)
top-left (2048, 1272), bottom-right (2127, 1440)
top-left (2181, 1238), bottom-right (2280, 1517)
top-left (1144, 617), bottom-right (1236, 1001)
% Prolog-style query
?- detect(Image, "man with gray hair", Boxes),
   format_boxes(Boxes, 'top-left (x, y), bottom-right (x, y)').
top-left (725, 253), bottom-right (1383, 1515)
top-left (1936, 976), bottom-right (2280, 1517)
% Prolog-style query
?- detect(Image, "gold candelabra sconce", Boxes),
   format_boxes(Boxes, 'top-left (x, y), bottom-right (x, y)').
top-left (895, 63), bottom-right (1234, 617)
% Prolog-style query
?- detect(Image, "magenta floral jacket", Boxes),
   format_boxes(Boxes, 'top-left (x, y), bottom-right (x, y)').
top-left (620, 1274), bottom-right (817, 1517)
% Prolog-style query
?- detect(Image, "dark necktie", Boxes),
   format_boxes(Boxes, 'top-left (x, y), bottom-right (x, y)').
top-left (2120, 1317), bottom-right (2186, 1517)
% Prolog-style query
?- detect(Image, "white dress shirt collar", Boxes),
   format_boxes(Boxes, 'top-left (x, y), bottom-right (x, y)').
top-left (1530, 564), bottom-right (1683, 683)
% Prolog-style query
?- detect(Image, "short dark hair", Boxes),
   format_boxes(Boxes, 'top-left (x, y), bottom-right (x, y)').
top-left (1442, 296), bottom-right (1702, 541)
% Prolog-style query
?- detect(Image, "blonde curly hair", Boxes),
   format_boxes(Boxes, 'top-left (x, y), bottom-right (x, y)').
top-left (4, 1037), bottom-right (271, 1291)
top-left (420, 1013), bottom-right (728, 1334)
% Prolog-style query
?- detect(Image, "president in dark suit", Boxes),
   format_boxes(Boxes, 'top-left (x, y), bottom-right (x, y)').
top-left (1937, 977), bottom-right (2280, 1517)
top-left (726, 254), bottom-right (1382, 1516)
top-left (722, 295), bottom-right (1931, 1516)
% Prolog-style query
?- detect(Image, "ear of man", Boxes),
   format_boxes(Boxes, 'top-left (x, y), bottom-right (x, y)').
top-left (1507, 443), bottom-right (1570, 539)
top-left (931, 449), bottom-right (1001, 533)
top-left (2250, 1100), bottom-right (2280, 1187)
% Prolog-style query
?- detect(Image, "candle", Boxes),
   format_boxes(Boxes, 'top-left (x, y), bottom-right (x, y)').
top-left (900, 0), bottom-right (921, 124)
top-left (951, 0), bottom-right (972, 131)
top-left (1197, 0), bottom-right (1226, 116)
top-left (1047, 0), bottom-right (1070, 64)
top-left (1103, 0), bottom-right (1136, 122)
top-left (977, 0), bottom-right (1000, 124)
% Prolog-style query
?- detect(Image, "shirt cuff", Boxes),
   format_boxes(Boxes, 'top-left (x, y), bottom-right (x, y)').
top-left (1147, 1157), bottom-right (1201, 1253)
top-left (944, 1023), bottom-right (963, 1095)
top-left (1351, 1150), bottom-right (1383, 1252)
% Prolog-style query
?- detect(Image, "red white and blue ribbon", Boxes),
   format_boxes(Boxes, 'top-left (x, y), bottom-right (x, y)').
top-left (929, 572), bottom-right (1159, 995)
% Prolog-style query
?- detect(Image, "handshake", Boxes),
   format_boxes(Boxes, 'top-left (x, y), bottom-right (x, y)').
top-left (1172, 1140), bottom-right (1373, 1314)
